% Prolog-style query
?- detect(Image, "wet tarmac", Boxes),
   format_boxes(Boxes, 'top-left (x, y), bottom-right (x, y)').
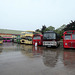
top-left (0, 42), bottom-right (75, 75)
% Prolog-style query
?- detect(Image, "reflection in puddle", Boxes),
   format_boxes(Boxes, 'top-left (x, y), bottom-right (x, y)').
top-left (63, 50), bottom-right (75, 68)
top-left (43, 49), bottom-right (59, 67)
top-left (21, 45), bottom-right (33, 58)
top-left (32, 46), bottom-right (43, 57)
top-left (0, 44), bottom-right (3, 54)
top-left (0, 43), bottom-right (21, 53)
top-left (1, 42), bottom-right (75, 70)
top-left (21, 44), bottom-right (43, 58)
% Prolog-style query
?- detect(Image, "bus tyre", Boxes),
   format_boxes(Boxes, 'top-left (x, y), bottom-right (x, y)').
top-left (63, 47), bottom-right (67, 49)
top-left (56, 43), bottom-right (58, 48)
top-left (46, 46), bottom-right (48, 48)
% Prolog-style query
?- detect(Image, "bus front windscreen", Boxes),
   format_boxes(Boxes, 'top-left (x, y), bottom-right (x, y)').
top-left (65, 34), bottom-right (71, 40)
top-left (43, 33), bottom-right (56, 39)
top-left (33, 36), bottom-right (41, 40)
top-left (25, 36), bottom-right (32, 41)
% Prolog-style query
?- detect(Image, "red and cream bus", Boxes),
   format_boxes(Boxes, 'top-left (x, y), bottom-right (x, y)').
top-left (63, 30), bottom-right (75, 48)
top-left (32, 34), bottom-right (43, 46)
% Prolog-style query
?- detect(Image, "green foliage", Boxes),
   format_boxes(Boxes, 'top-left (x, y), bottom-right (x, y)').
top-left (55, 29), bottom-right (64, 38)
top-left (47, 26), bottom-right (55, 31)
top-left (54, 25), bottom-right (66, 38)
top-left (35, 24), bottom-right (66, 39)
top-left (57, 24), bottom-right (66, 31)
top-left (35, 29), bottom-right (41, 32)
top-left (63, 20), bottom-right (75, 31)
top-left (41, 25), bottom-right (47, 34)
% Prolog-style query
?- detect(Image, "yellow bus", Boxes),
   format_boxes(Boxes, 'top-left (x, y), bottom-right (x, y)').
top-left (0, 36), bottom-right (3, 44)
top-left (20, 32), bottom-right (26, 44)
top-left (20, 31), bottom-right (35, 44)
top-left (20, 32), bottom-right (26, 38)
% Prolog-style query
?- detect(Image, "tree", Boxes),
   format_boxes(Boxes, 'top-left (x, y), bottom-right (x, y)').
top-left (41, 25), bottom-right (47, 34)
top-left (41, 25), bottom-right (55, 34)
top-left (57, 24), bottom-right (66, 31)
top-left (63, 20), bottom-right (75, 31)
top-left (55, 24), bottom-right (66, 38)
top-left (47, 26), bottom-right (55, 31)
top-left (35, 29), bottom-right (41, 32)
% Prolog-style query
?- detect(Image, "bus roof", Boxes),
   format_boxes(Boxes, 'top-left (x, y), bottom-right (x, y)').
top-left (25, 31), bottom-right (35, 32)
top-left (21, 31), bottom-right (35, 33)
top-left (63, 30), bottom-right (75, 34)
top-left (44, 31), bottom-right (56, 34)
top-left (45, 31), bottom-right (55, 33)
top-left (21, 31), bottom-right (35, 34)
top-left (33, 34), bottom-right (43, 37)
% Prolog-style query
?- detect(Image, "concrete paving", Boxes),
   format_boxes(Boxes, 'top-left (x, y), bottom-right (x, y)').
top-left (0, 42), bottom-right (75, 75)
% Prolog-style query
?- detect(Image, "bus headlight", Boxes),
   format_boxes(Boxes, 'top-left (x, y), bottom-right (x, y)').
top-left (54, 41), bottom-right (56, 44)
top-left (65, 43), bottom-right (67, 45)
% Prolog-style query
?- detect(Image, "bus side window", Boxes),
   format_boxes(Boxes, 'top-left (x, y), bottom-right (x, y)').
top-left (72, 34), bottom-right (75, 39)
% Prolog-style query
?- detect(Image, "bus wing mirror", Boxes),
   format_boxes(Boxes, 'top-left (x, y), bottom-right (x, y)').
top-left (62, 36), bottom-right (63, 38)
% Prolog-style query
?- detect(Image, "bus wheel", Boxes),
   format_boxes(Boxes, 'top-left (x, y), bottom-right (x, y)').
top-left (46, 46), bottom-right (48, 48)
top-left (63, 47), bottom-right (68, 49)
top-left (56, 44), bottom-right (58, 48)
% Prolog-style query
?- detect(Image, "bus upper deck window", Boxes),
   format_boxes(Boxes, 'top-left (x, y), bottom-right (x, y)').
top-left (72, 34), bottom-right (75, 39)
top-left (65, 34), bottom-right (71, 40)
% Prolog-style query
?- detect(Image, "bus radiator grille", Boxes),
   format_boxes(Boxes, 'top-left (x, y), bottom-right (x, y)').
top-left (68, 42), bottom-right (75, 47)
top-left (68, 42), bottom-right (71, 47)
top-left (72, 42), bottom-right (75, 47)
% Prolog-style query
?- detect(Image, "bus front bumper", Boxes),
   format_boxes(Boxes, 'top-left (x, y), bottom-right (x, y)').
top-left (43, 41), bottom-right (57, 47)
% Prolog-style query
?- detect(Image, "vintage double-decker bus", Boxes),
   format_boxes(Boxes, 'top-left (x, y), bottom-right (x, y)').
top-left (0, 36), bottom-right (3, 44)
top-left (32, 34), bottom-right (43, 46)
top-left (43, 31), bottom-right (60, 47)
top-left (20, 31), bottom-right (35, 44)
top-left (63, 30), bottom-right (75, 48)
top-left (25, 33), bottom-right (33, 44)
top-left (20, 31), bottom-right (28, 44)
top-left (20, 32), bottom-right (26, 38)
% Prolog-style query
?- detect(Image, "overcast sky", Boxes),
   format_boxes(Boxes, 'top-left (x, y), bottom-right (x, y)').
top-left (0, 0), bottom-right (75, 31)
